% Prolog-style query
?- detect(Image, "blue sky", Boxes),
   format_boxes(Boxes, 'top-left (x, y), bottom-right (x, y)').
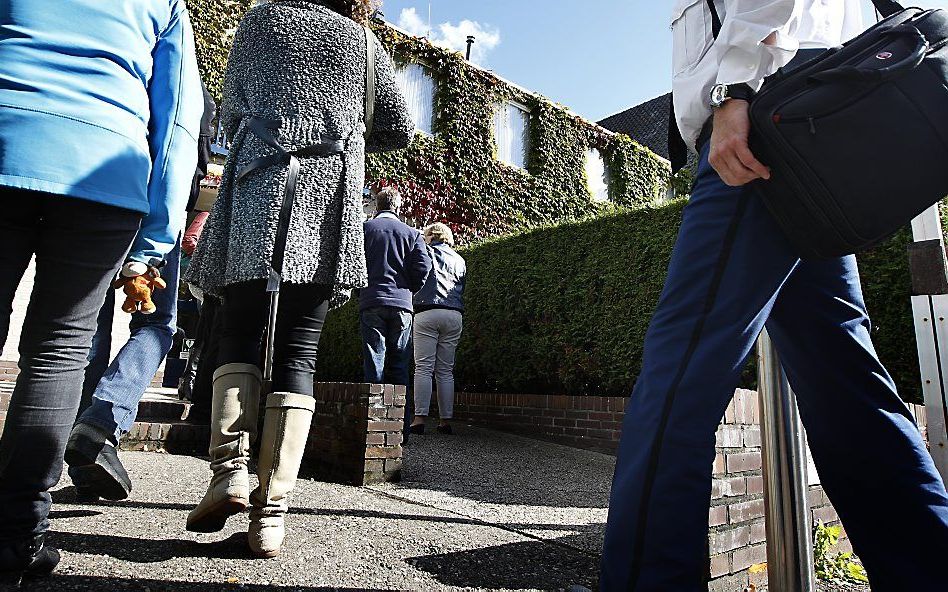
top-left (381, 0), bottom-right (948, 122)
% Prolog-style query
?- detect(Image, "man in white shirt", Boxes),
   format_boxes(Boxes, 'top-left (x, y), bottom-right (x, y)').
top-left (600, 1), bottom-right (948, 590)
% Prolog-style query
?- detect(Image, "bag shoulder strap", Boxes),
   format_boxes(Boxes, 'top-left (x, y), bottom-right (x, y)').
top-left (705, 0), bottom-right (721, 39)
top-left (364, 25), bottom-right (376, 140)
top-left (870, 0), bottom-right (905, 19)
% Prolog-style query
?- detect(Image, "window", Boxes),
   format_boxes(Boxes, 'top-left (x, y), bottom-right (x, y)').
top-left (493, 101), bottom-right (530, 169)
top-left (395, 62), bottom-right (435, 135)
top-left (585, 148), bottom-right (611, 203)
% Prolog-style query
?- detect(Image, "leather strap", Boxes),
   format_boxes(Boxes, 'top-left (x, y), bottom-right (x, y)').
top-left (705, 0), bottom-right (721, 39)
top-left (870, 0), bottom-right (905, 19)
top-left (364, 25), bottom-right (376, 140)
top-left (236, 116), bottom-right (348, 292)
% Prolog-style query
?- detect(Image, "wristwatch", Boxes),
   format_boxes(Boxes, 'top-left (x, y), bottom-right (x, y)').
top-left (709, 83), bottom-right (756, 109)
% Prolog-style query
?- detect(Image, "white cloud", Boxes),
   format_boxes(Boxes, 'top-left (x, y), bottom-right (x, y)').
top-left (397, 7), bottom-right (501, 65)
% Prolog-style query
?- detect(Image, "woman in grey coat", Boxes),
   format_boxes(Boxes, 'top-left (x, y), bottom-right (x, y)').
top-left (184, 0), bottom-right (413, 557)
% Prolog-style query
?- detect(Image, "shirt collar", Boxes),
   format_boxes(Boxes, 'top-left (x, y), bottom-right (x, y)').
top-left (374, 211), bottom-right (398, 220)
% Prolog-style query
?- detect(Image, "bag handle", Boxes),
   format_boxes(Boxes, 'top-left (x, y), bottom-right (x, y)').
top-left (809, 25), bottom-right (928, 85)
top-left (364, 25), bottom-right (376, 140)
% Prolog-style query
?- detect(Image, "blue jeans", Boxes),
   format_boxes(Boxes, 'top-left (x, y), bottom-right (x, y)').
top-left (599, 144), bottom-right (948, 590)
top-left (360, 306), bottom-right (412, 387)
top-left (74, 239), bottom-right (180, 443)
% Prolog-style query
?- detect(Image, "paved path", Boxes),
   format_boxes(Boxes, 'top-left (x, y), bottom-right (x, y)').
top-left (9, 425), bottom-right (610, 591)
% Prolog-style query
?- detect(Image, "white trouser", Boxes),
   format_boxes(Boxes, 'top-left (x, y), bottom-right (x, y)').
top-left (412, 308), bottom-right (463, 419)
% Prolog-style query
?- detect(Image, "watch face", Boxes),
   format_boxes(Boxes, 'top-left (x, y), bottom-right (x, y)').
top-left (710, 84), bottom-right (728, 108)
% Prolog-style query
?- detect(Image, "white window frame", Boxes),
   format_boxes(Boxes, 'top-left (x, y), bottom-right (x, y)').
top-left (585, 148), bottom-right (611, 203)
top-left (395, 61), bottom-right (436, 136)
top-left (492, 100), bottom-right (530, 170)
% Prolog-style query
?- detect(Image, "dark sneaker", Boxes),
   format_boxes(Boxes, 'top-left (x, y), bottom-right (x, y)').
top-left (0, 533), bottom-right (60, 580)
top-left (64, 425), bottom-right (131, 501)
top-left (436, 424), bottom-right (453, 435)
top-left (407, 423), bottom-right (425, 435)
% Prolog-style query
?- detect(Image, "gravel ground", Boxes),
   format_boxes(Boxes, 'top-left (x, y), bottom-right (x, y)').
top-left (0, 425), bottom-right (871, 592)
top-left (3, 426), bottom-right (601, 592)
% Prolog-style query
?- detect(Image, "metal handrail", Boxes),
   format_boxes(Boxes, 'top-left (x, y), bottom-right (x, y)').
top-left (757, 329), bottom-right (815, 592)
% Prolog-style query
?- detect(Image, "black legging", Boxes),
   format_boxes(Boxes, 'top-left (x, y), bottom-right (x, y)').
top-left (219, 280), bottom-right (330, 396)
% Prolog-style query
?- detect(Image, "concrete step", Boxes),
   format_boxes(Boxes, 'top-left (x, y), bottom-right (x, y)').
top-left (136, 389), bottom-right (193, 422)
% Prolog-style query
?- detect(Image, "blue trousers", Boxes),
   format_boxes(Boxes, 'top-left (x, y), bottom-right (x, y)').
top-left (600, 145), bottom-right (948, 591)
top-left (360, 305), bottom-right (413, 387)
top-left (74, 239), bottom-right (180, 443)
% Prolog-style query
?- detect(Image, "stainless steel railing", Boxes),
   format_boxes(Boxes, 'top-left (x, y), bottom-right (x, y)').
top-left (757, 329), bottom-right (815, 592)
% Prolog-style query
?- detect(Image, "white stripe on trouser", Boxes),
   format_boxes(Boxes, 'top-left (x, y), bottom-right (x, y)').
top-left (412, 309), bottom-right (463, 419)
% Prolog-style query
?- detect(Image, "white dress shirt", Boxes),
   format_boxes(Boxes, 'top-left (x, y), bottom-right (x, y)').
top-left (672, 0), bottom-right (865, 150)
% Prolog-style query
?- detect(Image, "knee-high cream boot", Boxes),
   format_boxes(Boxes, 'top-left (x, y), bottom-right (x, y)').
top-left (247, 392), bottom-right (314, 558)
top-left (186, 363), bottom-right (262, 532)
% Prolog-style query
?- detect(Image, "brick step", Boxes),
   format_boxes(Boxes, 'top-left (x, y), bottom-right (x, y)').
top-left (136, 390), bottom-right (194, 423)
top-left (121, 419), bottom-right (210, 455)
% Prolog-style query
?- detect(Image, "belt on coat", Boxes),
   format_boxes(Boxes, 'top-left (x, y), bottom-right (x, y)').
top-left (234, 115), bottom-right (351, 383)
top-left (236, 116), bottom-right (349, 291)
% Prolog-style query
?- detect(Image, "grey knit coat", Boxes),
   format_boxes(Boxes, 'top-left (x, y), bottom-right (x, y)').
top-left (184, 0), bottom-right (414, 307)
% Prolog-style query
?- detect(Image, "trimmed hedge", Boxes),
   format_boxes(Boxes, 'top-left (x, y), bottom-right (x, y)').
top-left (317, 202), bottom-right (930, 404)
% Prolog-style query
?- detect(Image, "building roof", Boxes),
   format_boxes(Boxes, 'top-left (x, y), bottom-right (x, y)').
top-left (598, 93), bottom-right (671, 160)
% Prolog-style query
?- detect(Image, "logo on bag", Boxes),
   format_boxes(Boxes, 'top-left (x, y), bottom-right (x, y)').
top-left (876, 51), bottom-right (893, 60)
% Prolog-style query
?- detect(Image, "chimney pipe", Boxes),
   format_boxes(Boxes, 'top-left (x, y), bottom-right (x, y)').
top-left (465, 35), bottom-right (475, 60)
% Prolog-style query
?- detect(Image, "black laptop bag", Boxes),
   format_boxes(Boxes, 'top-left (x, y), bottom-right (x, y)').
top-left (748, 1), bottom-right (948, 259)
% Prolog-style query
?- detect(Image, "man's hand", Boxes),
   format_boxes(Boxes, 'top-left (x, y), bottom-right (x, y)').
top-left (709, 99), bottom-right (771, 187)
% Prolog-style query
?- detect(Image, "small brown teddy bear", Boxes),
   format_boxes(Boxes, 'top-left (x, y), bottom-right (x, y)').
top-left (112, 263), bottom-right (167, 314)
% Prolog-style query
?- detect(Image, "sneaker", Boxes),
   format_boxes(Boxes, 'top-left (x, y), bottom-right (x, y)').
top-left (408, 423), bottom-right (426, 435)
top-left (63, 424), bottom-right (131, 501)
top-left (436, 424), bottom-right (453, 435)
top-left (0, 534), bottom-right (60, 580)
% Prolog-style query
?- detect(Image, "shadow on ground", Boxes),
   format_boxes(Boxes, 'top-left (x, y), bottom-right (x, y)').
top-left (408, 539), bottom-right (599, 590)
top-left (2, 574), bottom-right (399, 592)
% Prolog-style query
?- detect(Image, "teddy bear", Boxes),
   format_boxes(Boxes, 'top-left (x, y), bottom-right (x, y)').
top-left (112, 262), bottom-right (167, 314)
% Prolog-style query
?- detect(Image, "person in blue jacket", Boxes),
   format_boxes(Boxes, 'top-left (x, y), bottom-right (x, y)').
top-left (0, 0), bottom-right (201, 578)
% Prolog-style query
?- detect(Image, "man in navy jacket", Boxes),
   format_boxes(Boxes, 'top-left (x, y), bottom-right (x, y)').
top-left (361, 188), bottom-right (432, 390)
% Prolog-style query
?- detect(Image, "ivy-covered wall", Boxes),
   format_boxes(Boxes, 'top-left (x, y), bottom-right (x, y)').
top-left (366, 23), bottom-right (671, 241)
top-left (189, 0), bottom-right (256, 102)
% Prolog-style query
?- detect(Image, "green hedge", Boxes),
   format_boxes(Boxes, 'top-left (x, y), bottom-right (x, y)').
top-left (317, 202), bottom-right (929, 404)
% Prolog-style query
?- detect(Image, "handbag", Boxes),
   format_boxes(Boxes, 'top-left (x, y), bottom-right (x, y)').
top-left (747, 1), bottom-right (948, 258)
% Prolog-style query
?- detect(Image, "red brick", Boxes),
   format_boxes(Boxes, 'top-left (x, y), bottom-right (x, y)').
top-left (365, 433), bottom-right (385, 445)
top-left (715, 426), bottom-right (743, 448)
top-left (713, 453), bottom-right (726, 476)
top-left (366, 420), bottom-right (402, 432)
top-left (725, 452), bottom-right (761, 473)
top-left (709, 505), bottom-right (727, 527)
top-left (746, 476), bottom-right (763, 495)
top-left (728, 499), bottom-right (764, 524)
top-left (742, 426), bottom-right (761, 448)
top-left (750, 520), bottom-right (767, 544)
top-left (710, 553), bottom-right (730, 578)
top-left (364, 459), bottom-right (384, 472)
top-left (385, 433), bottom-right (403, 446)
top-left (812, 505), bottom-right (838, 524)
top-left (365, 446), bottom-right (400, 459)
top-left (710, 526), bottom-right (750, 554)
top-left (731, 543), bottom-right (767, 572)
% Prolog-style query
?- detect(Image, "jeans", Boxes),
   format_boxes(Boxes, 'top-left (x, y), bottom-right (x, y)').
top-left (219, 281), bottom-right (329, 396)
top-left (599, 143), bottom-right (948, 590)
top-left (75, 238), bottom-right (180, 443)
top-left (360, 306), bottom-right (413, 387)
top-left (0, 188), bottom-right (140, 540)
top-left (412, 309), bottom-right (463, 419)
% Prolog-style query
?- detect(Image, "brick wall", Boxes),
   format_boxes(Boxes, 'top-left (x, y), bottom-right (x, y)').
top-left (306, 383), bottom-right (406, 486)
top-left (455, 388), bottom-right (929, 591)
top-left (453, 392), bottom-right (626, 454)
